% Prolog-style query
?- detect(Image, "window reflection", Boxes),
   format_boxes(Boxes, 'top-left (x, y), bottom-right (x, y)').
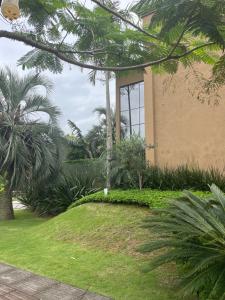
top-left (120, 81), bottom-right (145, 139)
top-left (131, 109), bottom-right (139, 125)
top-left (120, 87), bottom-right (129, 111)
top-left (130, 85), bottom-right (140, 109)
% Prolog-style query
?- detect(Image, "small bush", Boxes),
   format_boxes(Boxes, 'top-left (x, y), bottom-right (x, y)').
top-left (111, 136), bottom-right (146, 190)
top-left (69, 189), bottom-right (209, 209)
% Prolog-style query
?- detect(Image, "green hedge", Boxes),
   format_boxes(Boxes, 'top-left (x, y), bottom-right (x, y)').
top-left (69, 189), bottom-right (210, 209)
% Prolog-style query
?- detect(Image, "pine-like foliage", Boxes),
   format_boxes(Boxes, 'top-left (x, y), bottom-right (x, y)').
top-left (140, 184), bottom-right (225, 299)
top-left (133, 0), bottom-right (225, 48)
top-left (15, 0), bottom-right (219, 76)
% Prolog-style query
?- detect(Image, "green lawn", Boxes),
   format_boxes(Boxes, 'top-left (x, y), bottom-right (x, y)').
top-left (0, 204), bottom-right (179, 300)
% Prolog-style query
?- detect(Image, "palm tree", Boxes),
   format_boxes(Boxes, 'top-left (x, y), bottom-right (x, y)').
top-left (67, 106), bottom-right (128, 161)
top-left (0, 67), bottom-right (61, 220)
top-left (94, 106), bottom-right (128, 142)
top-left (67, 120), bottom-right (94, 159)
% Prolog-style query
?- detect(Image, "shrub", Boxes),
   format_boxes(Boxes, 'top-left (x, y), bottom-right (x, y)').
top-left (140, 184), bottom-right (225, 299)
top-left (111, 136), bottom-right (147, 190)
top-left (112, 162), bottom-right (225, 191)
top-left (69, 189), bottom-right (209, 209)
top-left (110, 136), bottom-right (225, 191)
top-left (144, 165), bottom-right (225, 191)
top-left (20, 160), bottom-right (103, 216)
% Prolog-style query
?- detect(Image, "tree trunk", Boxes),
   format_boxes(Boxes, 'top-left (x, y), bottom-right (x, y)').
top-left (0, 188), bottom-right (14, 221)
top-left (138, 173), bottom-right (143, 190)
top-left (105, 71), bottom-right (113, 190)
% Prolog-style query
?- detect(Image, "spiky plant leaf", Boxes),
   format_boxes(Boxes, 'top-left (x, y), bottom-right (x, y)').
top-left (140, 184), bottom-right (225, 299)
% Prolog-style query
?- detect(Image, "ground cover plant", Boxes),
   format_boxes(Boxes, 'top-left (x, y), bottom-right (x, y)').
top-left (70, 189), bottom-right (210, 209)
top-left (0, 206), bottom-right (179, 300)
top-left (140, 184), bottom-right (225, 299)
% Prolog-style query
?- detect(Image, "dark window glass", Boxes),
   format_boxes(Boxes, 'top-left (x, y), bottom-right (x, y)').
top-left (120, 81), bottom-right (145, 139)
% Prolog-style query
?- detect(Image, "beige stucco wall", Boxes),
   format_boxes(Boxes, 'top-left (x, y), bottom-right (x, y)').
top-left (148, 64), bottom-right (225, 171)
top-left (116, 63), bottom-right (225, 171)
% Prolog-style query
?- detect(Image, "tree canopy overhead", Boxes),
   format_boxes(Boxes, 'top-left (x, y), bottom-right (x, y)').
top-left (0, 0), bottom-right (223, 80)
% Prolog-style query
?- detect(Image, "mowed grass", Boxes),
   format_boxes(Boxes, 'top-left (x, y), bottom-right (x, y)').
top-left (0, 204), bottom-right (178, 300)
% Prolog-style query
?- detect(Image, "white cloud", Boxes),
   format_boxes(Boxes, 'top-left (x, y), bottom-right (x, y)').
top-left (0, 0), bottom-right (132, 134)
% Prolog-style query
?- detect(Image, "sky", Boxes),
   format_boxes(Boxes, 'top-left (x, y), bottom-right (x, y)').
top-left (0, 0), bottom-right (132, 134)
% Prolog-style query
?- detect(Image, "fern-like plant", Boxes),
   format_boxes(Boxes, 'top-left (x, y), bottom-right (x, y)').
top-left (140, 184), bottom-right (225, 299)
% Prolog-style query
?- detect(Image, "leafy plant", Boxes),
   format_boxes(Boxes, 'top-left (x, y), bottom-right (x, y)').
top-left (144, 165), bottom-right (225, 191)
top-left (140, 184), bottom-right (225, 299)
top-left (112, 162), bottom-right (225, 191)
top-left (20, 161), bottom-right (102, 216)
top-left (112, 136), bottom-right (147, 190)
top-left (70, 188), bottom-right (209, 209)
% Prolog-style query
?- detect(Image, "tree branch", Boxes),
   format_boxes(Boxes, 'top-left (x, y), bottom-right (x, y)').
top-left (57, 48), bottom-right (106, 55)
top-left (91, 0), bottom-right (159, 41)
top-left (0, 30), bottom-right (215, 72)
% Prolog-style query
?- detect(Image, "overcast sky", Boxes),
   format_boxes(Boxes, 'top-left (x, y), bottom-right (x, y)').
top-left (0, 0), bottom-right (133, 134)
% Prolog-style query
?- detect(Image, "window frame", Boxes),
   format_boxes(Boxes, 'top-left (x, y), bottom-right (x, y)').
top-left (120, 81), bottom-right (145, 139)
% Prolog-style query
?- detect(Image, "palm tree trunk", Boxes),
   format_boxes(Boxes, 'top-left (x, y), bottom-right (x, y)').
top-left (0, 187), bottom-right (14, 221)
top-left (105, 71), bottom-right (113, 190)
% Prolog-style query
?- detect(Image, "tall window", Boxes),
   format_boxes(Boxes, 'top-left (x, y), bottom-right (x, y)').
top-left (120, 81), bottom-right (145, 138)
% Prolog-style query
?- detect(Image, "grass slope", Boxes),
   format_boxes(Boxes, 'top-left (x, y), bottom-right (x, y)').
top-left (0, 205), bottom-right (178, 300)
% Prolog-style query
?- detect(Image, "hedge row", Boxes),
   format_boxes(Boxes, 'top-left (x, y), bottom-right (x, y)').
top-left (69, 189), bottom-right (210, 209)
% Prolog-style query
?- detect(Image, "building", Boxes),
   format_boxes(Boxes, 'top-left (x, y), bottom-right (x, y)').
top-left (115, 22), bottom-right (225, 171)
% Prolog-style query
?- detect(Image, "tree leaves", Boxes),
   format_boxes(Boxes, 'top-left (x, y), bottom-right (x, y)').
top-left (133, 0), bottom-right (225, 47)
top-left (18, 49), bottom-right (63, 74)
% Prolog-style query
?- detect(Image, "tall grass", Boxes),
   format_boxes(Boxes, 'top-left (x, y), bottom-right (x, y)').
top-left (113, 164), bottom-right (225, 191)
top-left (19, 160), bottom-right (104, 216)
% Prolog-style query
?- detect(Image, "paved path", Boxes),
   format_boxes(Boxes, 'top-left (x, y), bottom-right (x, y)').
top-left (0, 263), bottom-right (111, 300)
top-left (13, 201), bottom-right (26, 210)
